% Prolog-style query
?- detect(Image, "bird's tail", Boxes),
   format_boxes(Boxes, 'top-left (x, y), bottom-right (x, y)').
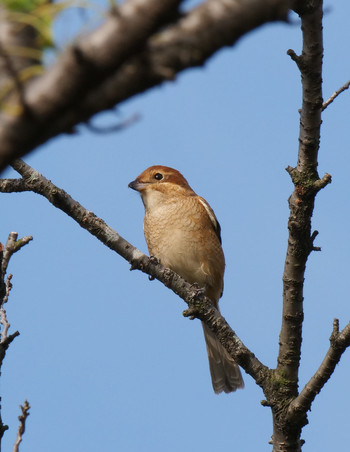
top-left (202, 322), bottom-right (244, 394)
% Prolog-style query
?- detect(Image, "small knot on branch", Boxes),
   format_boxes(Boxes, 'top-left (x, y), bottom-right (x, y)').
top-left (149, 256), bottom-right (160, 266)
top-left (286, 168), bottom-right (331, 197)
top-left (183, 284), bottom-right (206, 320)
top-left (287, 49), bottom-right (305, 71)
top-left (313, 173), bottom-right (332, 192)
top-left (1, 330), bottom-right (20, 348)
top-left (286, 166), bottom-right (301, 186)
top-left (261, 399), bottom-right (271, 407)
top-left (330, 318), bottom-right (340, 342)
top-left (129, 262), bottom-right (138, 271)
top-left (286, 165), bottom-right (295, 177)
top-left (310, 230), bottom-right (319, 242)
top-left (183, 307), bottom-right (198, 320)
top-left (162, 267), bottom-right (175, 288)
top-left (147, 256), bottom-right (160, 280)
top-left (0, 423), bottom-right (8, 437)
top-left (310, 230), bottom-right (321, 252)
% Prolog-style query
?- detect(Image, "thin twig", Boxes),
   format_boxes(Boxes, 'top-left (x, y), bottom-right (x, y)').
top-left (86, 113), bottom-right (140, 134)
top-left (12, 400), bottom-right (30, 452)
top-left (287, 320), bottom-right (350, 420)
top-left (322, 79), bottom-right (350, 111)
top-left (0, 231), bottom-right (30, 370)
top-left (1, 232), bottom-right (17, 276)
top-left (0, 274), bottom-right (12, 342)
top-left (1, 232), bottom-right (33, 276)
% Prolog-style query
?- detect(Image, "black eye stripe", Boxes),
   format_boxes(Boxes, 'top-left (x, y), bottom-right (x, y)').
top-left (154, 173), bottom-right (163, 180)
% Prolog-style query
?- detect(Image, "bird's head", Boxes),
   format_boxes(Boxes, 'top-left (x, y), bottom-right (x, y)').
top-left (128, 165), bottom-right (195, 208)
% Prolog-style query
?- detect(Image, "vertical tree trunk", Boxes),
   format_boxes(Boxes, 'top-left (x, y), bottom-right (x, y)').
top-left (272, 412), bottom-right (303, 452)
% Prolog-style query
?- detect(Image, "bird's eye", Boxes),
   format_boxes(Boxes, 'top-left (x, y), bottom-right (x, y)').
top-left (154, 173), bottom-right (163, 181)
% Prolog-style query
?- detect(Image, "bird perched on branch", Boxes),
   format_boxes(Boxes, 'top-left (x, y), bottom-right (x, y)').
top-left (129, 165), bottom-right (244, 394)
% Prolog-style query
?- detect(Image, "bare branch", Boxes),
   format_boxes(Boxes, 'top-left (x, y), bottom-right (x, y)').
top-left (0, 230), bottom-right (30, 371)
top-left (274, 1), bottom-right (325, 449)
top-left (0, 178), bottom-right (29, 192)
top-left (0, 244), bottom-right (20, 443)
top-left (278, 0), bottom-right (324, 390)
top-left (0, 330), bottom-right (19, 349)
top-left (322, 79), bottom-right (350, 111)
top-left (12, 400), bottom-right (30, 452)
top-left (1, 232), bottom-right (33, 276)
top-left (0, 0), bottom-right (185, 170)
top-left (0, 0), bottom-right (292, 171)
top-left (0, 274), bottom-right (13, 341)
top-left (5, 158), bottom-right (269, 385)
top-left (287, 320), bottom-right (350, 422)
top-left (313, 172), bottom-right (332, 191)
top-left (287, 48), bottom-right (304, 71)
top-left (277, 1), bottom-right (324, 390)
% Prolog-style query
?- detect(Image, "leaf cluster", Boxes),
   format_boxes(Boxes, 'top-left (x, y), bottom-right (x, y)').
top-left (3, 0), bottom-right (48, 13)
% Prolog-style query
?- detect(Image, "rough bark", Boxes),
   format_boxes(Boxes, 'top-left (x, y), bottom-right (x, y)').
top-left (270, 1), bottom-right (329, 450)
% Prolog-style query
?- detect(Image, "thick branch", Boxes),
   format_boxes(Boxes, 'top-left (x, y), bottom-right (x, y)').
top-left (0, 0), bottom-right (292, 171)
top-left (4, 159), bottom-right (269, 386)
top-left (274, 1), bottom-right (325, 450)
top-left (278, 0), bottom-right (324, 390)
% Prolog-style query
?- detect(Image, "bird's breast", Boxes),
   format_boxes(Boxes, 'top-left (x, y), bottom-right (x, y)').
top-left (143, 198), bottom-right (225, 299)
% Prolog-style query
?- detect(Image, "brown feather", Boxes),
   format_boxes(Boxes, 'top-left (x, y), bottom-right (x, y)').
top-left (129, 166), bottom-right (244, 393)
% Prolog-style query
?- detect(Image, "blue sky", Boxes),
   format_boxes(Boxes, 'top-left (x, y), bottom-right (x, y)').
top-left (1, 1), bottom-right (350, 451)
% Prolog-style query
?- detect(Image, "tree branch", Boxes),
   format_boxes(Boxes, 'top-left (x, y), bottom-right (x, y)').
top-left (279, 0), bottom-right (324, 392)
top-left (272, 1), bottom-right (329, 450)
top-left (287, 320), bottom-right (350, 422)
top-left (1, 232), bottom-right (33, 277)
top-left (0, 274), bottom-right (13, 341)
top-left (322, 79), bottom-right (350, 111)
top-left (0, 231), bottom-right (30, 446)
top-left (0, 231), bottom-right (29, 361)
top-left (0, 178), bottom-right (29, 193)
top-left (3, 159), bottom-right (270, 387)
top-left (12, 400), bottom-right (30, 452)
top-left (0, 0), bottom-right (292, 171)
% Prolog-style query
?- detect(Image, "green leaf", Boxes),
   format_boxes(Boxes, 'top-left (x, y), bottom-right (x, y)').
top-left (3, 0), bottom-right (48, 13)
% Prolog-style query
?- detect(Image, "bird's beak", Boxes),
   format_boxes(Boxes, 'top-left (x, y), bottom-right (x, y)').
top-left (128, 179), bottom-right (145, 191)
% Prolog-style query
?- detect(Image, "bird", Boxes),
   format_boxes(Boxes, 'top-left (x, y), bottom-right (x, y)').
top-left (128, 165), bottom-right (244, 394)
